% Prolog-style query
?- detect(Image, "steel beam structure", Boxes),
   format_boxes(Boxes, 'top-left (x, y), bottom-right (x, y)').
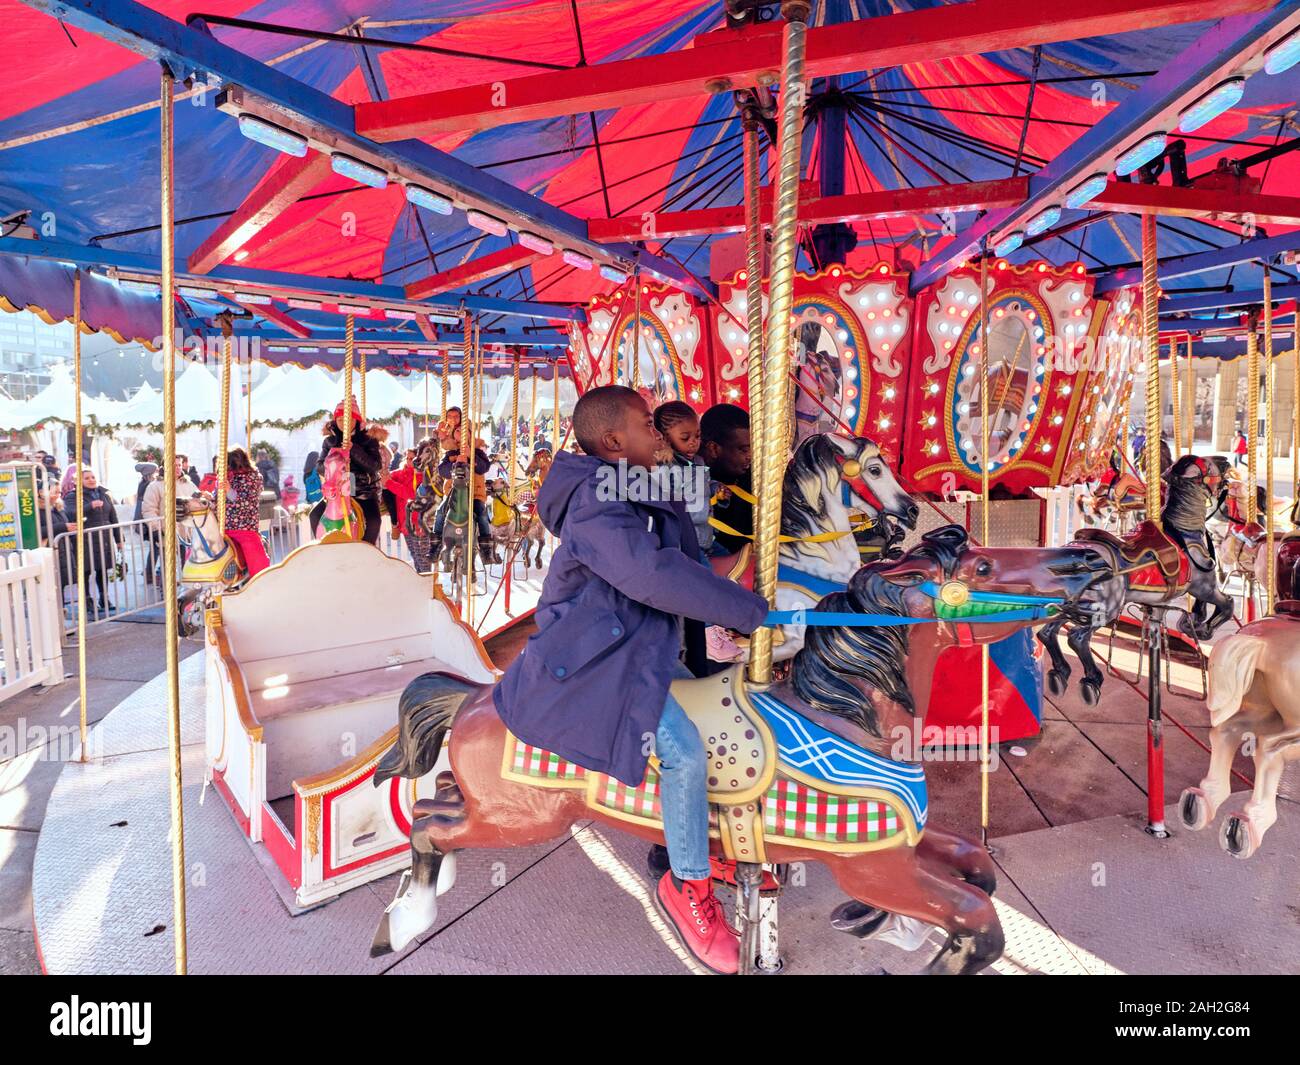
top-left (588, 177), bottom-right (1027, 242)
top-left (911, 5), bottom-right (1300, 294)
top-left (0, 237), bottom-right (585, 322)
top-left (404, 246), bottom-right (544, 301)
top-left (186, 151), bottom-right (332, 274)
top-left (15, 0), bottom-right (705, 298)
top-left (1090, 182), bottom-right (1300, 227)
top-left (1098, 230), bottom-right (1300, 293)
top-left (354, 0), bottom-right (1271, 138)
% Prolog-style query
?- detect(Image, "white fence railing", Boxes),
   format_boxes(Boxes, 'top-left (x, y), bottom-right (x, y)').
top-left (0, 548), bottom-right (65, 703)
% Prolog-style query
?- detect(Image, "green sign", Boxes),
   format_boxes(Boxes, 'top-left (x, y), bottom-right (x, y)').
top-left (0, 465), bottom-right (39, 552)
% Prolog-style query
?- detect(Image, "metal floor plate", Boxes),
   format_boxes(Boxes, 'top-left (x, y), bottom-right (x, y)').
top-left (29, 658), bottom-right (1298, 975)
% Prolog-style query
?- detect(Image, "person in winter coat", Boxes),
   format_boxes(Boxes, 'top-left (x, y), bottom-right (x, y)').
top-left (255, 449), bottom-right (281, 498)
top-left (140, 455), bottom-right (195, 582)
top-left (38, 490), bottom-right (73, 593)
top-left (302, 451), bottom-right (323, 504)
top-left (432, 435), bottom-right (497, 563)
top-left (222, 448), bottom-right (271, 577)
top-left (63, 468), bottom-right (121, 615)
top-left (494, 386), bottom-right (767, 976)
top-left (132, 462), bottom-right (157, 522)
top-left (309, 400), bottom-right (384, 545)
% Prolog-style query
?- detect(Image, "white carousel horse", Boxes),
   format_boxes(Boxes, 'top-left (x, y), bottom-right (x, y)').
top-left (708, 432), bottom-right (918, 662)
top-left (175, 492), bottom-right (248, 636)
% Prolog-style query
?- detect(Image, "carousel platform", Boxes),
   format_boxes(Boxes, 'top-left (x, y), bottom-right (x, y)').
top-left (30, 651), bottom-right (1300, 975)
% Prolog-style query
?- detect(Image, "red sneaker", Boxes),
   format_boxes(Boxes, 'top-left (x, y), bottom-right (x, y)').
top-left (709, 856), bottom-right (781, 895)
top-left (655, 872), bottom-right (740, 975)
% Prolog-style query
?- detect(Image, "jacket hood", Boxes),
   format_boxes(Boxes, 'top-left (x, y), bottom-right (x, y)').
top-left (536, 451), bottom-right (606, 535)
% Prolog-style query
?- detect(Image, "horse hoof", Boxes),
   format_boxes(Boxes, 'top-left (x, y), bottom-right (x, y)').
top-left (830, 900), bottom-right (889, 939)
top-left (1220, 813), bottom-right (1259, 859)
top-left (1081, 679), bottom-right (1101, 706)
top-left (1179, 788), bottom-right (1211, 831)
top-left (1046, 670), bottom-right (1067, 696)
top-left (371, 874), bottom-right (439, 956)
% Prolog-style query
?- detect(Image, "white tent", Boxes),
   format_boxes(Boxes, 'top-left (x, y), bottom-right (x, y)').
top-left (0, 361), bottom-right (111, 430)
top-left (489, 374), bottom-right (576, 422)
top-left (248, 365), bottom-right (338, 427)
top-left (109, 363), bottom-right (221, 429)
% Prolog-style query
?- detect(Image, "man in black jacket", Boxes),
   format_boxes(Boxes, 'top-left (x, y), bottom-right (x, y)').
top-left (699, 404), bottom-right (753, 554)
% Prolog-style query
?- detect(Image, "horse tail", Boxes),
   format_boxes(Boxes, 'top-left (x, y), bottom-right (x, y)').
top-left (373, 672), bottom-right (479, 787)
top-left (1207, 635), bottom-right (1266, 728)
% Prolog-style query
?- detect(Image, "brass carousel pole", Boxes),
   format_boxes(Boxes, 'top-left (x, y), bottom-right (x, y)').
top-left (510, 350), bottom-right (521, 494)
top-left (1246, 314), bottom-right (1260, 529)
top-left (72, 273), bottom-right (88, 763)
top-left (978, 249), bottom-right (992, 849)
top-left (159, 66), bottom-right (188, 973)
top-left (529, 370), bottom-right (538, 457)
top-left (1169, 336), bottom-right (1182, 458)
top-left (749, 0), bottom-right (806, 686)
top-left (461, 311), bottom-right (475, 624)
top-left (441, 347), bottom-right (450, 419)
top-left (1294, 304), bottom-right (1299, 509)
top-left (359, 347), bottom-right (368, 422)
top-left (217, 316), bottom-right (232, 536)
top-left (1141, 211), bottom-right (1168, 839)
top-left (1185, 335), bottom-right (1195, 452)
top-left (1264, 270), bottom-right (1275, 615)
top-left (742, 96), bottom-right (766, 509)
top-left (342, 316), bottom-right (355, 539)
top-left (741, 0), bottom-right (808, 977)
top-left (632, 271), bottom-right (642, 392)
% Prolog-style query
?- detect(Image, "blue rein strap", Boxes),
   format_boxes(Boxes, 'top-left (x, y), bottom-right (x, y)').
top-left (764, 606), bottom-right (1056, 628)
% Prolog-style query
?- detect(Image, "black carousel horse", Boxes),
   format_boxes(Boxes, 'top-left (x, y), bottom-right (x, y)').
top-left (1038, 453), bottom-right (1235, 704)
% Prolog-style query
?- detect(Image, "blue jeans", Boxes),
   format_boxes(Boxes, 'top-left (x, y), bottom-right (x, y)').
top-left (654, 661), bottom-right (709, 882)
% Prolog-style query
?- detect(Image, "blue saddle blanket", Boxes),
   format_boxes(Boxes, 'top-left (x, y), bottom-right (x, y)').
top-left (748, 690), bottom-right (928, 830)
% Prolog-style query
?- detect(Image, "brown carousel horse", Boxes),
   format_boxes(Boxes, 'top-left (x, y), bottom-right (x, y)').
top-left (1037, 454), bottom-right (1234, 704)
top-left (368, 525), bottom-right (1108, 974)
top-left (1077, 451), bottom-right (1145, 533)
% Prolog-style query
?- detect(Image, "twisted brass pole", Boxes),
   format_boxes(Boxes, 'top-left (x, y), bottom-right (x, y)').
top-left (462, 312), bottom-right (475, 622)
top-left (1185, 334), bottom-right (1195, 449)
top-left (159, 67), bottom-right (188, 975)
top-left (359, 348), bottom-right (367, 421)
top-left (1246, 313), bottom-right (1260, 527)
top-left (73, 272), bottom-right (87, 764)
top-left (1169, 336), bottom-right (1182, 457)
top-left (343, 315), bottom-right (355, 450)
top-left (1264, 271), bottom-right (1275, 614)
top-left (1142, 214), bottom-right (1161, 529)
top-left (510, 350), bottom-right (521, 496)
top-left (979, 250), bottom-right (991, 843)
top-left (217, 323), bottom-right (232, 536)
top-left (748, 1), bottom-right (807, 685)
top-left (441, 347), bottom-right (450, 418)
top-left (742, 100), bottom-right (766, 509)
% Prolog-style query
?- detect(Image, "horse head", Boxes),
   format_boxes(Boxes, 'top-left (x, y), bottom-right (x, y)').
top-left (783, 434), bottom-right (917, 563)
top-left (790, 525), bottom-right (1110, 736)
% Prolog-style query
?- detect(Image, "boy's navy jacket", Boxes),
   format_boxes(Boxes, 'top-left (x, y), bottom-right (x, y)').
top-left (494, 451), bottom-right (768, 786)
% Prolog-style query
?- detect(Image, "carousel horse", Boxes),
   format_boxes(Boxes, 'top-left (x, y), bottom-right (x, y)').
top-left (318, 447), bottom-right (365, 541)
top-left (1180, 605), bottom-right (1300, 858)
top-left (1037, 454), bottom-right (1234, 705)
top-left (368, 525), bottom-right (1110, 973)
top-left (486, 479), bottom-right (527, 558)
top-left (708, 432), bottom-right (918, 662)
top-left (1076, 452), bottom-right (1145, 532)
top-left (435, 463), bottom-right (497, 579)
top-left (174, 492), bottom-right (248, 636)
top-left (513, 481), bottom-right (547, 570)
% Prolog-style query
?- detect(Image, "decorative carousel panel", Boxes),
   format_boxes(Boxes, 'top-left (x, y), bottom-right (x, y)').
top-left (711, 263), bottom-right (909, 462)
top-left (904, 260), bottom-right (1094, 496)
top-left (1060, 286), bottom-right (1141, 484)
top-left (568, 285), bottom-right (711, 412)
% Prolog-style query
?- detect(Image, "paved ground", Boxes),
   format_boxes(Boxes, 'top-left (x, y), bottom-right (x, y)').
top-left (9, 610), bottom-right (1299, 976)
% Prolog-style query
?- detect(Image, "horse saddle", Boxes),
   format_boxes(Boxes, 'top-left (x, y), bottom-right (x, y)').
top-left (180, 534), bottom-right (244, 584)
top-left (1230, 520), bottom-right (1266, 546)
top-left (1076, 520), bottom-right (1187, 591)
top-left (709, 542), bottom-right (754, 586)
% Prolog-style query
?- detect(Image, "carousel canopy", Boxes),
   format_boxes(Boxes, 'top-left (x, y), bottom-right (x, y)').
top-left (0, 0), bottom-right (1296, 363)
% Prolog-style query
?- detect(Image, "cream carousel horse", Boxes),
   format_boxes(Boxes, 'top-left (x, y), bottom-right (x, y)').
top-left (175, 492), bottom-right (248, 636)
top-left (1180, 605), bottom-right (1300, 858)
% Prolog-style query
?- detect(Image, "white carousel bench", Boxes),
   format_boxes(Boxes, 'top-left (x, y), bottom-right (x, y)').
top-left (204, 538), bottom-right (498, 908)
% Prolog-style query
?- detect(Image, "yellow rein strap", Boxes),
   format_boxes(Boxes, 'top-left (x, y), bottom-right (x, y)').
top-left (709, 482), bottom-right (876, 543)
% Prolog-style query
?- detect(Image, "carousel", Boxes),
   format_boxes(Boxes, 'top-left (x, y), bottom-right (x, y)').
top-left (9, 0), bottom-right (1300, 978)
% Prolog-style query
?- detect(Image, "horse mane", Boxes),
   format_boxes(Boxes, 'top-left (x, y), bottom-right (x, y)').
top-left (790, 524), bottom-right (967, 736)
top-left (782, 434), bottom-right (881, 542)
